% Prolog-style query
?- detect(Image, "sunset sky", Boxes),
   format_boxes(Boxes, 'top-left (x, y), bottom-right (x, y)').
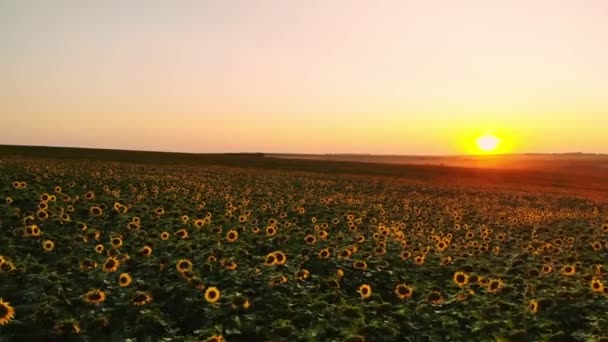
top-left (2, 0), bottom-right (607, 155)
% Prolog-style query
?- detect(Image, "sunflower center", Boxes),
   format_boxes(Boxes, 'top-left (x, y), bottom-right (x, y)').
top-left (208, 291), bottom-right (217, 299)
top-left (134, 294), bottom-right (147, 302)
top-left (456, 275), bottom-right (465, 283)
top-left (0, 304), bottom-right (8, 316)
top-left (89, 293), bottom-right (102, 300)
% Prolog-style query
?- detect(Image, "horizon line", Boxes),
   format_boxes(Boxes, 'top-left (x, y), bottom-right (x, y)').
top-left (1, 143), bottom-right (606, 158)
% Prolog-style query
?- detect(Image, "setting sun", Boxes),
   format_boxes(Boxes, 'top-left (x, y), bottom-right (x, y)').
top-left (475, 134), bottom-right (501, 153)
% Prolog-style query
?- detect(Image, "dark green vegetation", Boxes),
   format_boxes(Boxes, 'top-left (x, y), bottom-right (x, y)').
top-left (1, 146), bottom-right (608, 341)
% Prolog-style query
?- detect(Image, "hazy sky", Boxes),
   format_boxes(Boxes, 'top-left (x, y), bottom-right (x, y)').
top-left (1, 0), bottom-right (607, 154)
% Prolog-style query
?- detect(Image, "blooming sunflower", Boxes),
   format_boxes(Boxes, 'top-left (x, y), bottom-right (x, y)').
top-left (529, 299), bottom-right (539, 314)
top-left (89, 206), bottom-right (103, 216)
top-left (83, 290), bottom-right (106, 305)
top-left (266, 226), bottom-right (277, 237)
top-left (591, 279), bottom-right (604, 293)
top-left (353, 260), bottom-right (367, 270)
top-left (486, 279), bottom-right (504, 293)
top-left (264, 253), bottom-right (277, 266)
top-left (296, 269), bottom-right (310, 281)
top-left (94, 244), bottom-right (104, 254)
top-left (428, 291), bottom-right (445, 305)
top-left (395, 284), bottom-right (414, 299)
top-left (140, 246), bottom-right (153, 257)
top-left (204, 287), bottom-right (221, 303)
top-left (111, 237), bottom-right (123, 248)
top-left (132, 292), bottom-right (152, 306)
top-left (304, 235), bottom-right (317, 245)
top-left (453, 272), bottom-right (469, 287)
top-left (206, 335), bottom-right (225, 342)
top-left (42, 240), bottom-right (55, 252)
top-left (226, 230), bottom-right (239, 243)
top-left (273, 251), bottom-right (287, 266)
top-left (0, 298), bottom-right (15, 326)
top-left (118, 273), bottom-right (133, 287)
top-left (37, 210), bottom-right (49, 220)
top-left (103, 257), bottom-right (120, 273)
top-left (175, 229), bottom-right (189, 239)
top-left (561, 265), bottom-right (576, 276)
top-left (358, 284), bottom-right (372, 300)
top-left (160, 231), bottom-right (170, 240)
top-left (318, 248), bottom-right (331, 259)
top-left (176, 259), bottom-right (193, 272)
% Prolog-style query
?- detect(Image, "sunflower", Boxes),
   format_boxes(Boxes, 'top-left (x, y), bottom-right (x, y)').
top-left (42, 240), bottom-right (55, 252)
top-left (94, 244), bottom-right (104, 254)
top-left (118, 273), bottom-right (133, 287)
top-left (529, 299), bottom-right (539, 314)
top-left (304, 235), bottom-right (317, 245)
top-left (83, 290), bottom-right (106, 305)
top-left (273, 251), bottom-right (287, 266)
top-left (89, 206), bottom-right (103, 216)
top-left (111, 237), bottom-right (123, 248)
top-left (176, 259), bottom-right (193, 272)
top-left (428, 291), bottom-right (445, 305)
top-left (157, 231), bottom-right (170, 241)
top-left (103, 257), bottom-right (120, 273)
top-left (37, 210), bottom-right (49, 220)
top-left (340, 249), bottom-right (352, 259)
top-left (601, 223), bottom-right (608, 233)
top-left (225, 261), bottom-right (238, 270)
top-left (5, 197), bottom-right (13, 205)
top-left (140, 246), bottom-right (153, 257)
top-left (486, 279), bottom-right (504, 293)
top-left (395, 284), bottom-right (414, 299)
top-left (296, 269), bottom-right (310, 281)
top-left (266, 226), bottom-right (277, 237)
top-left (541, 264), bottom-right (553, 274)
top-left (453, 272), bottom-right (469, 287)
top-left (414, 255), bottom-right (425, 265)
top-left (356, 284), bottom-right (372, 300)
top-left (206, 335), bottom-right (225, 342)
top-left (204, 287), bottom-right (221, 303)
top-left (175, 229), bottom-right (189, 239)
top-left (561, 265), bottom-right (576, 276)
top-left (592, 242), bottom-right (602, 251)
top-left (226, 230), bottom-right (239, 243)
top-left (264, 253), bottom-right (277, 266)
top-left (84, 191), bottom-right (95, 200)
top-left (591, 279), bottom-right (604, 293)
top-left (79, 259), bottom-right (97, 271)
top-left (353, 260), bottom-right (367, 270)
top-left (132, 292), bottom-right (153, 306)
top-left (318, 248), bottom-right (331, 259)
top-left (127, 221), bottom-right (140, 230)
top-left (0, 298), bottom-right (15, 326)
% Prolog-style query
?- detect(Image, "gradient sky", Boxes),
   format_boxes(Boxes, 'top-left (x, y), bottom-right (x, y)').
top-left (1, 0), bottom-right (607, 155)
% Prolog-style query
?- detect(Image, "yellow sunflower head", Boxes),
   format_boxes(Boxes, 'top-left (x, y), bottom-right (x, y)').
top-left (0, 298), bottom-right (16, 326)
top-left (358, 284), bottom-right (372, 300)
top-left (42, 240), bottom-right (55, 252)
top-left (118, 273), bottom-right (133, 287)
top-left (204, 286), bottom-right (221, 304)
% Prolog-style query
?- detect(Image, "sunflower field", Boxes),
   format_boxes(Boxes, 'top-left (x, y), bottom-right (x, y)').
top-left (1, 158), bottom-right (608, 341)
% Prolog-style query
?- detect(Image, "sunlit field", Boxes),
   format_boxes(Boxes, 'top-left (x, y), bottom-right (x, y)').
top-left (1, 149), bottom-right (608, 341)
